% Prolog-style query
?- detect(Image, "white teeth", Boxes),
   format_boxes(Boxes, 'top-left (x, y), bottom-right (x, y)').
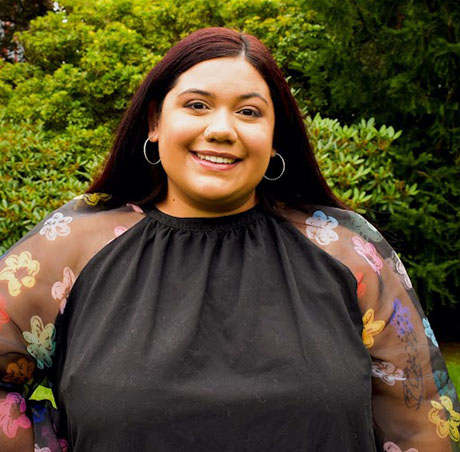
top-left (196, 153), bottom-right (236, 164)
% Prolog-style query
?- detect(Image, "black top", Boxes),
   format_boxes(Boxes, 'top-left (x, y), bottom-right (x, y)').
top-left (1, 195), bottom-right (457, 452)
top-left (54, 205), bottom-right (374, 451)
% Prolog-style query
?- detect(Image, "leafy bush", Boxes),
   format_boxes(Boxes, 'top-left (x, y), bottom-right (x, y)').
top-left (308, 116), bottom-right (415, 214)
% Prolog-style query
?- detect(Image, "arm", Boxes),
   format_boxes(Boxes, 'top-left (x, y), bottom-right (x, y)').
top-left (0, 194), bottom-right (145, 451)
top-left (289, 206), bottom-right (460, 452)
top-left (0, 227), bottom-right (72, 451)
top-left (332, 208), bottom-right (459, 452)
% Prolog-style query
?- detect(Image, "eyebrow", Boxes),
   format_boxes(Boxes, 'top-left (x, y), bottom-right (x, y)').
top-left (177, 88), bottom-right (269, 106)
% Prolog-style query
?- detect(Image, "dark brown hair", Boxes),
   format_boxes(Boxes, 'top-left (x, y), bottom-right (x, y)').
top-left (87, 27), bottom-right (346, 211)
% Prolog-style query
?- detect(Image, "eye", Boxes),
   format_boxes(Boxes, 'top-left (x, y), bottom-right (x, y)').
top-left (238, 108), bottom-right (261, 118)
top-left (185, 101), bottom-right (209, 111)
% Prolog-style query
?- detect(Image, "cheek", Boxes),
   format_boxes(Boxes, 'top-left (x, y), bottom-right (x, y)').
top-left (242, 127), bottom-right (274, 159)
top-left (158, 116), bottom-right (200, 151)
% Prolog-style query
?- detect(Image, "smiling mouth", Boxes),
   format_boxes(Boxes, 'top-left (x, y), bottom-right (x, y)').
top-left (193, 152), bottom-right (239, 165)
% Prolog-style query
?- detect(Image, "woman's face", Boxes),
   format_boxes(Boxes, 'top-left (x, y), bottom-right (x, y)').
top-left (149, 57), bottom-right (276, 217)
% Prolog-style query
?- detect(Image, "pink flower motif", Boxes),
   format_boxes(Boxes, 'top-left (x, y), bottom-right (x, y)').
top-left (383, 441), bottom-right (419, 452)
top-left (40, 425), bottom-right (69, 451)
top-left (51, 267), bottom-right (76, 313)
top-left (0, 392), bottom-right (31, 438)
top-left (372, 360), bottom-right (405, 385)
top-left (114, 226), bottom-right (128, 237)
top-left (59, 438), bottom-right (69, 452)
top-left (352, 236), bottom-right (383, 274)
top-left (126, 203), bottom-right (143, 213)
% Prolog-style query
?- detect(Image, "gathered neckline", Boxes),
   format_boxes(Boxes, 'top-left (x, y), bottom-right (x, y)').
top-left (144, 204), bottom-right (267, 231)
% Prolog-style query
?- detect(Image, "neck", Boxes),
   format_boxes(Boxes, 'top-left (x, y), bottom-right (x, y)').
top-left (155, 193), bottom-right (258, 218)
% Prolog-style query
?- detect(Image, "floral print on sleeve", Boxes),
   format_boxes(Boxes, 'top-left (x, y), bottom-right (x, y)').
top-left (351, 236), bottom-right (383, 274)
top-left (0, 251), bottom-right (40, 297)
top-left (0, 295), bottom-right (9, 329)
top-left (126, 203), bottom-right (143, 213)
top-left (0, 393), bottom-right (31, 438)
top-left (0, 194), bottom-right (146, 450)
top-left (385, 251), bottom-right (412, 290)
top-left (383, 441), bottom-right (419, 452)
top-left (371, 360), bottom-right (405, 385)
top-left (3, 358), bottom-right (35, 384)
top-left (361, 308), bottom-right (385, 348)
top-left (354, 271), bottom-right (367, 298)
top-left (305, 210), bottom-right (339, 245)
top-left (389, 299), bottom-right (414, 339)
top-left (22, 316), bottom-right (56, 370)
top-left (39, 213), bottom-right (73, 241)
top-left (428, 396), bottom-right (460, 442)
top-left (114, 226), bottom-right (128, 237)
top-left (422, 318), bottom-right (439, 347)
top-left (297, 206), bottom-right (460, 450)
top-left (75, 193), bottom-right (112, 206)
top-left (51, 267), bottom-right (76, 314)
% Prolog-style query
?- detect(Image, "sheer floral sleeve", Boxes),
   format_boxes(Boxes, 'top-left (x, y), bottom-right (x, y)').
top-left (0, 194), bottom-right (145, 452)
top-left (285, 205), bottom-right (460, 452)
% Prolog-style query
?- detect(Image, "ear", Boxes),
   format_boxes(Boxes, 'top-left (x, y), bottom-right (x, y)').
top-left (147, 101), bottom-right (160, 142)
top-left (271, 149), bottom-right (277, 158)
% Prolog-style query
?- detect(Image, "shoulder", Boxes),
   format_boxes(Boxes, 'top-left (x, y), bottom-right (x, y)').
top-left (12, 193), bottom-right (146, 248)
top-left (278, 204), bottom-right (383, 248)
top-left (2, 194), bottom-right (146, 304)
top-left (279, 204), bottom-right (414, 312)
top-left (278, 204), bottom-right (398, 286)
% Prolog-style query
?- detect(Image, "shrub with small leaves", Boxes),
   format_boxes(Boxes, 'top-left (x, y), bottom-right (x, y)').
top-left (309, 115), bottom-right (416, 214)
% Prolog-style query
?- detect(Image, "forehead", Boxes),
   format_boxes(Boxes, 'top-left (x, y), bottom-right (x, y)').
top-left (169, 57), bottom-right (272, 100)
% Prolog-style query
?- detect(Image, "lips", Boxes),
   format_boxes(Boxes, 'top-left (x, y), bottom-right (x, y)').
top-left (191, 151), bottom-right (241, 165)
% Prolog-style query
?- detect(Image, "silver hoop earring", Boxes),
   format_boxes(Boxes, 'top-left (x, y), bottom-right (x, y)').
top-left (143, 138), bottom-right (161, 165)
top-left (263, 152), bottom-right (285, 181)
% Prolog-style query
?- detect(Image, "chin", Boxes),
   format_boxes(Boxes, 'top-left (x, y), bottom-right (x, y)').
top-left (193, 191), bottom-right (256, 212)
top-left (189, 183), bottom-right (238, 202)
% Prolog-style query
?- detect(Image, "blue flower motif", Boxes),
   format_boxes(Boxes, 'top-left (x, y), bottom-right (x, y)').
top-left (423, 318), bottom-right (439, 347)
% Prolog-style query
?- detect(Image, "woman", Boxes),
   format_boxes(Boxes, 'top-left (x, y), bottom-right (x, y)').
top-left (0, 28), bottom-right (458, 452)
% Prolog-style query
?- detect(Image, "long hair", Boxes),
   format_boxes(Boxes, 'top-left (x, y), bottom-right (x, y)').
top-left (87, 27), bottom-right (347, 211)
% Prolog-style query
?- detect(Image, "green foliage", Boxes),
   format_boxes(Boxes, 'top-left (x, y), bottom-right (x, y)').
top-left (0, 119), bottom-right (108, 251)
top-left (0, 0), bottom-right (458, 318)
top-left (309, 115), bottom-right (413, 214)
top-left (441, 344), bottom-right (460, 397)
top-left (446, 361), bottom-right (460, 398)
top-left (291, 0), bottom-right (460, 311)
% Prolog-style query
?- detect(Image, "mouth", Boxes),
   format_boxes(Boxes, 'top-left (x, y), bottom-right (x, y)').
top-left (191, 151), bottom-right (241, 165)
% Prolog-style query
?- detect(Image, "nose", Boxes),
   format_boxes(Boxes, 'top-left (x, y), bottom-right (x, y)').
top-left (204, 110), bottom-right (237, 143)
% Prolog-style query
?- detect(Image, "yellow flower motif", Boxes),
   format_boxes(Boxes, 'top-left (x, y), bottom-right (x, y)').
top-left (0, 251), bottom-right (40, 297)
top-left (75, 193), bottom-right (112, 206)
top-left (428, 395), bottom-right (460, 442)
top-left (362, 308), bottom-right (385, 348)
